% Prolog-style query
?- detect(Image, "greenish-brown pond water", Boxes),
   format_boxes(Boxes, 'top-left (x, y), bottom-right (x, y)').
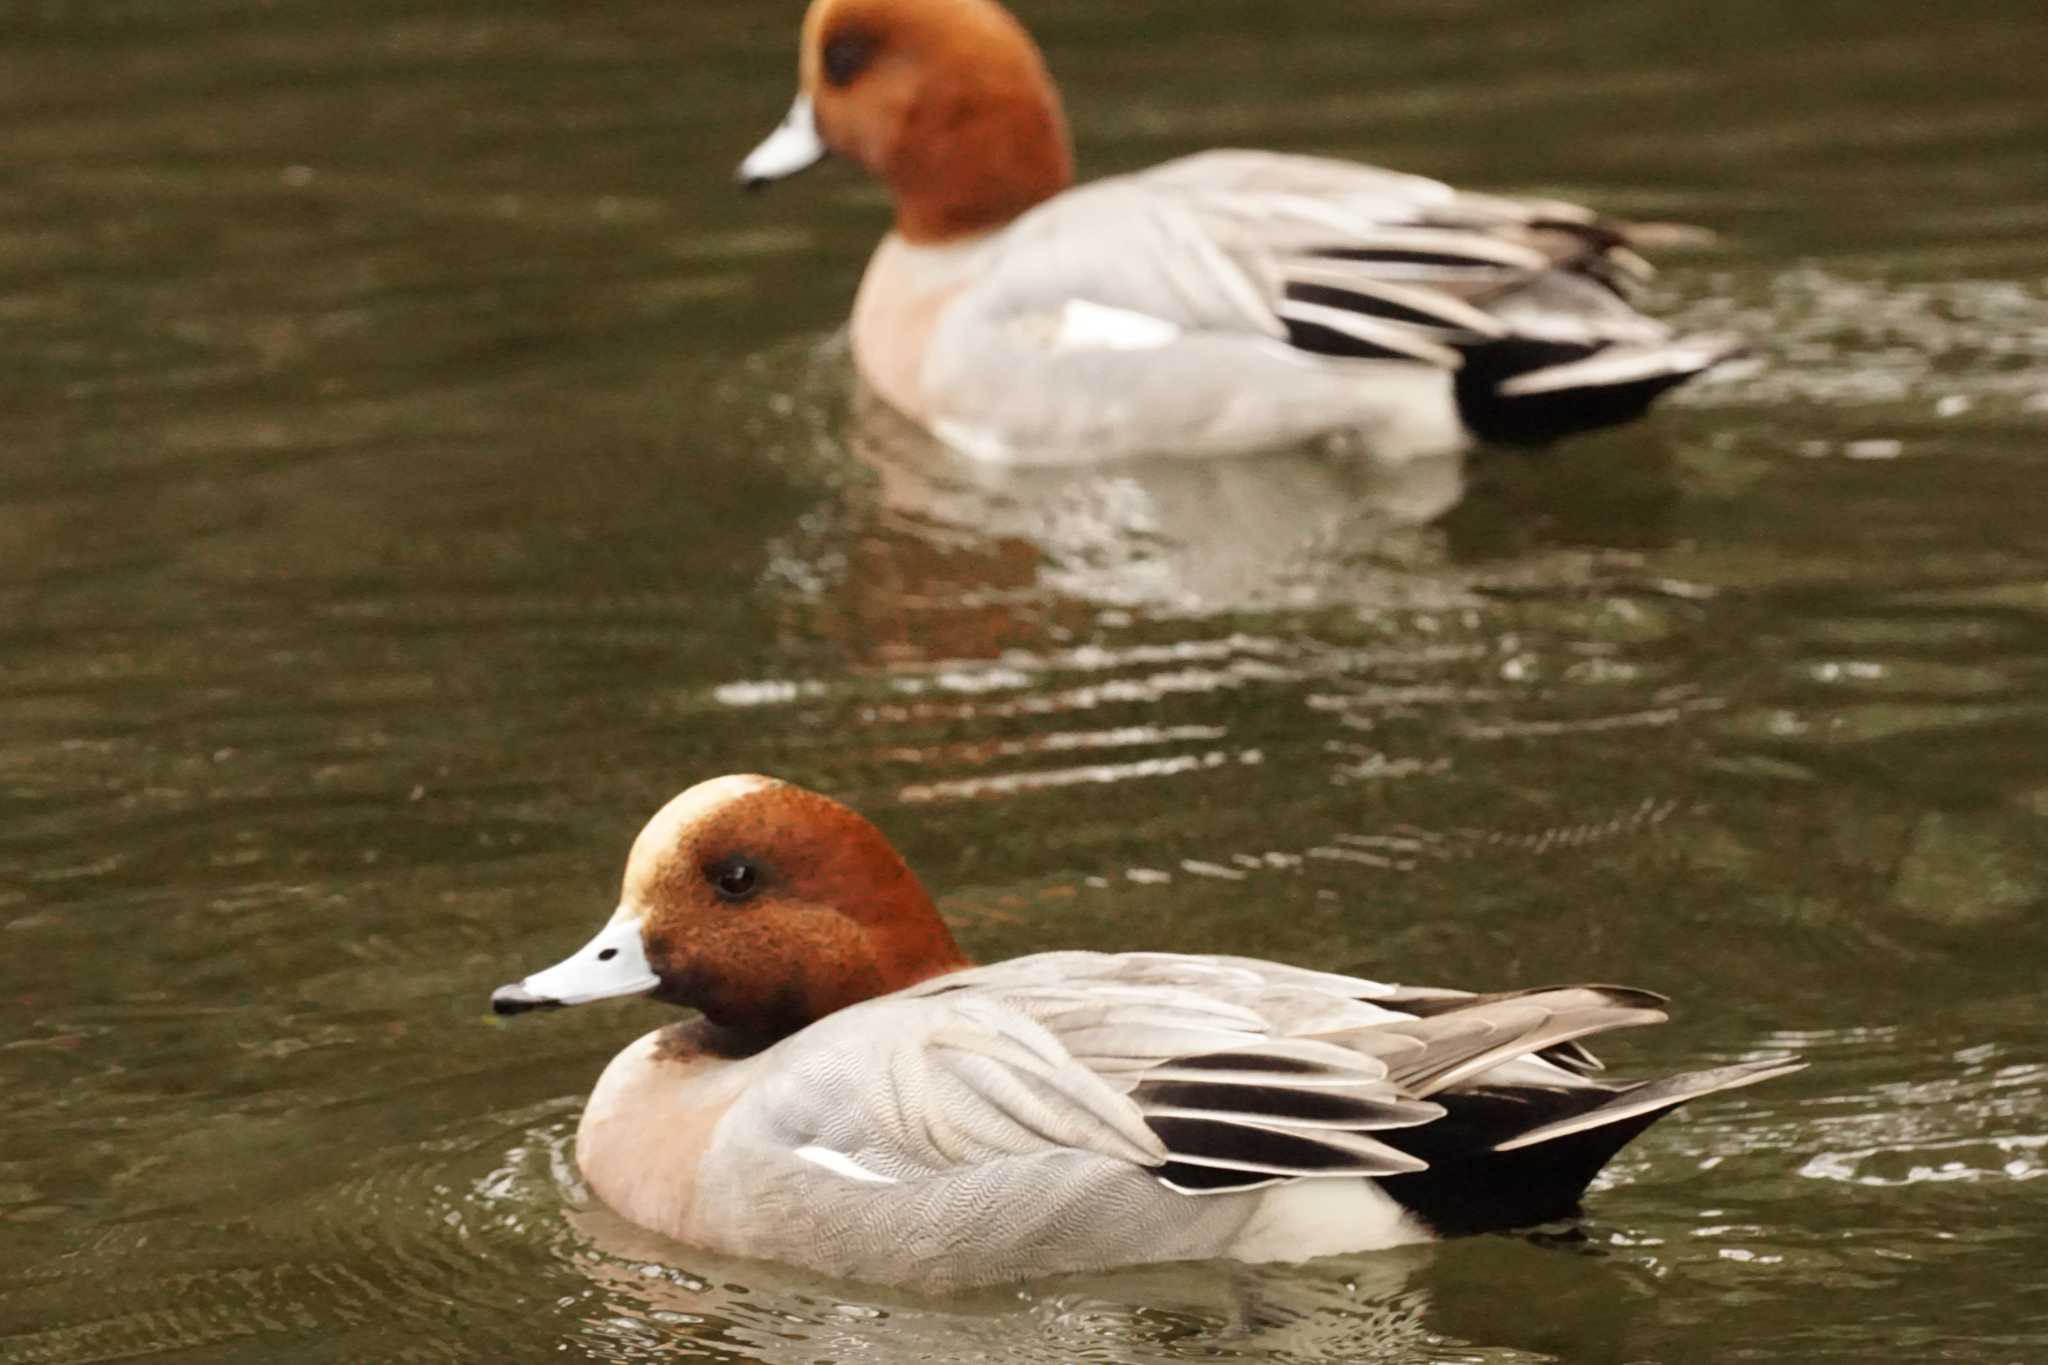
top-left (5, 1), bottom-right (2047, 1360)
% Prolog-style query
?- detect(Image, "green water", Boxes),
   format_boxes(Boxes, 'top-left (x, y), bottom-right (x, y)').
top-left (4, 1), bottom-right (2046, 1360)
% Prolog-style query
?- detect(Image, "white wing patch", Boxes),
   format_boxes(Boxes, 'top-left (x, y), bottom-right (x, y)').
top-left (1054, 299), bottom-right (1184, 351)
top-left (929, 419), bottom-right (1017, 465)
top-left (793, 1145), bottom-right (899, 1185)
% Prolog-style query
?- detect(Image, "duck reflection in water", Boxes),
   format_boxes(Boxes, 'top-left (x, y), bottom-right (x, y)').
top-left (568, 1191), bottom-right (1441, 1360)
top-left (563, 1155), bottom-right (1668, 1362)
top-left (771, 381), bottom-right (1682, 669)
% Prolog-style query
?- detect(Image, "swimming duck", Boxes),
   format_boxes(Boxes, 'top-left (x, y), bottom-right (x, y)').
top-left (493, 775), bottom-right (1801, 1290)
top-left (737, 0), bottom-right (1744, 466)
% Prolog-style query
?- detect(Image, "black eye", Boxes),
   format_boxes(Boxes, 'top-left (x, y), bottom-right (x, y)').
top-left (709, 859), bottom-right (760, 903)
top-left (822, 29), bottom-right (878, 88)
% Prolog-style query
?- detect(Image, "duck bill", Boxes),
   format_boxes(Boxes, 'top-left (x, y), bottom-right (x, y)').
top-left (492, 909), bottom-right (658, 1015)
top-left (738, 94), bottom-right (827, 188)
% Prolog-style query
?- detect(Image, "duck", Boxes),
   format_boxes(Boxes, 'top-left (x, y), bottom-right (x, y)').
top-left (493, 774), bottom-right (1802, 1291)
top-left (735, 0), bottom-right (1746, 467)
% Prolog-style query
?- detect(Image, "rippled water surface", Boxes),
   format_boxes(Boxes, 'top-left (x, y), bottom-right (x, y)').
top-left (5, 2), bottom-right (2047, 1361)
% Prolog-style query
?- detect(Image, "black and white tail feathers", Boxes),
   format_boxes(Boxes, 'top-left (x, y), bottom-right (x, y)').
top-left (1276, 213), bottom-right (1746, 446)
top-left (1373, 1056), bottom-right (1800, 1235)
top-left (1107, 980), bottom-right (1801, 1234)
top-left (1452, 331), bottom-right (1748, 445)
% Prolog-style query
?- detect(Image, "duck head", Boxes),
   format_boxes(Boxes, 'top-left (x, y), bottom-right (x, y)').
top-left (493, 775), bottom-right (970, 1047)
top-left (737, 0), bottom-right (1074, 243)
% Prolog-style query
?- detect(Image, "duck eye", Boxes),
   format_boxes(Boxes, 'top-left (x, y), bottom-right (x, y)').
top-left (822, 29), bottom-right (878, 88)
top-left (709, 859), bottom-right (760, 903)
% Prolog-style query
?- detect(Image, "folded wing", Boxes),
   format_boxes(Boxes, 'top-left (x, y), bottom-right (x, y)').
top-left (947, 150), bottom-right (1742, 454)
top-left (763, 952), bottom-right (1799, 1233)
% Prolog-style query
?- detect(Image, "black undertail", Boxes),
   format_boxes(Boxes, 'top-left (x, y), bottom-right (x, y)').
top-left (1280, 234), bottom-right (1739, 446)
top-left (1452, 337), bottom-right (1700, 446)
top-left (1373, 1083), bottom-right (1664, 1236)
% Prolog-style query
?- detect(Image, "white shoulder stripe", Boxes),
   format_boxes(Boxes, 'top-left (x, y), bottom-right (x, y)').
top-left (1054, 298), bottom-right (1184, 351)
top-left (793, 1145), bottom-right (899, 1184)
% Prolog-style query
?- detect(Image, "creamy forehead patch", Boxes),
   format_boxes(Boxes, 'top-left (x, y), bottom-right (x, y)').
top-left (625, 774), bottom-right (781, 883)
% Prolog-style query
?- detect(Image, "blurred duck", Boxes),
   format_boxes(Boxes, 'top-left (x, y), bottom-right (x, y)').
top-left (737, 0), bottom-right (1744, 466)
top-left (494, 775), bottom-right (1800, 1290)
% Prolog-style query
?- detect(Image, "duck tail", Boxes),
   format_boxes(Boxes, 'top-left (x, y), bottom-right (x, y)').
top-left (1454, 331), bottom-right (1748, 446)
top-left (1375, 1055), bottom-right (1803, 1237)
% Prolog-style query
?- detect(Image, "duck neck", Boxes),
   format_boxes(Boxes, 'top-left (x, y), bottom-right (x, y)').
top-left (888, 86), bottom-right (1072, 244)
top-left (860, 883), bottom-right (975, 995)
top-left (668, 893), bottom-right (973, 1050)
top-left (657, 1015), bottom-right (790, 1062)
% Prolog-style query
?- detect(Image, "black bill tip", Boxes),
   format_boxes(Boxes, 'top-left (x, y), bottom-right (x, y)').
top-left (492, 982), bottom-right (563, 1017)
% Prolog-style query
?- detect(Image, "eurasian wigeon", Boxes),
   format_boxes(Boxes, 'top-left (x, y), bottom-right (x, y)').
top-left (736, 0), bottom-right (1746, 466)
top-left (494, 774), bottom-right (1802, 1290)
